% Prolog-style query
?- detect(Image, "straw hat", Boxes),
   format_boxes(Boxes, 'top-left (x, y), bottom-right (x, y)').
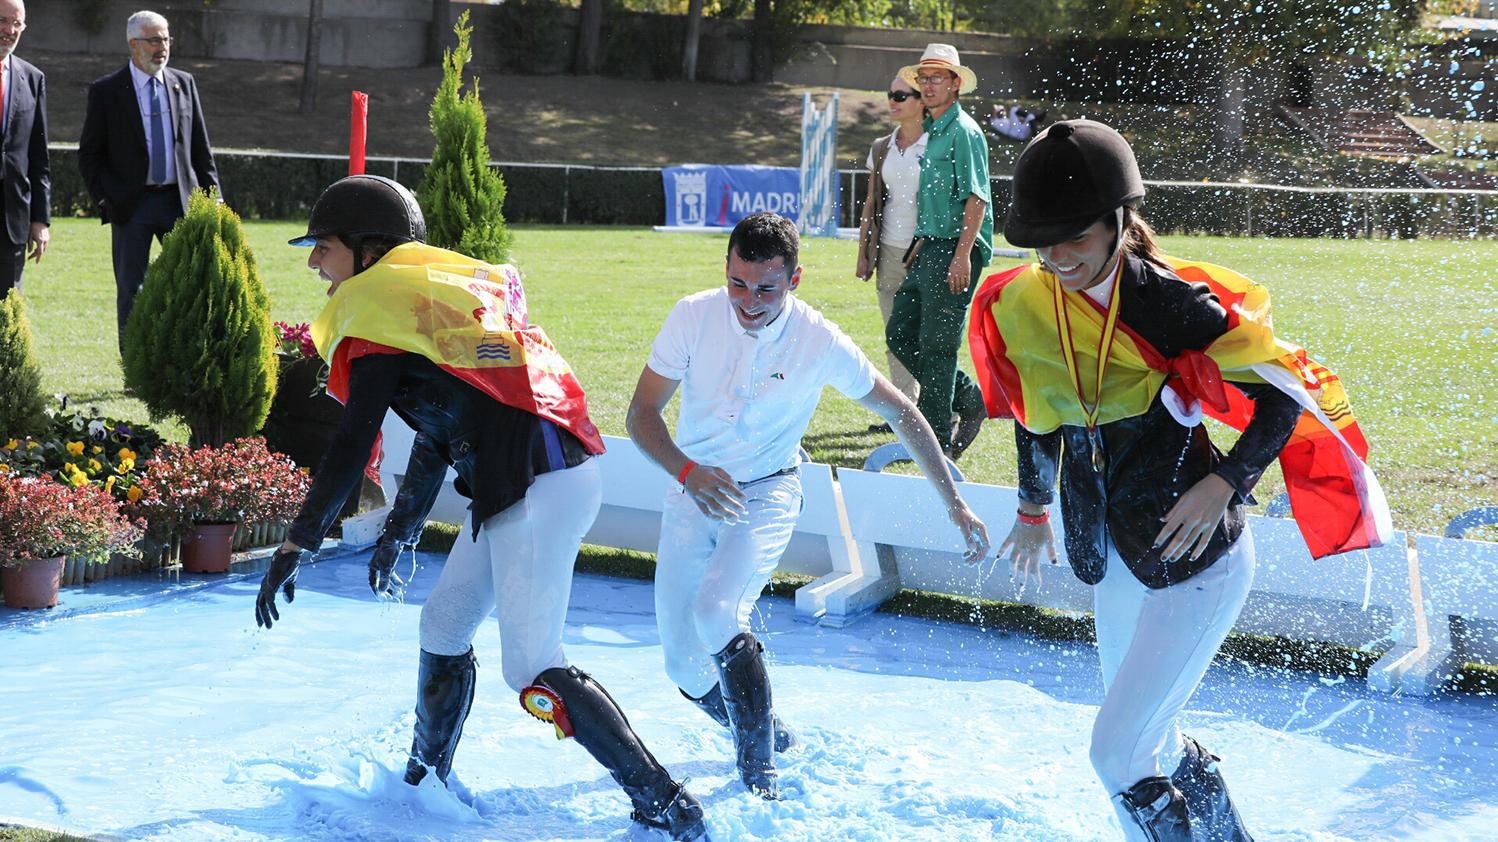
top-left (899, 43), bottom-right (977, 93)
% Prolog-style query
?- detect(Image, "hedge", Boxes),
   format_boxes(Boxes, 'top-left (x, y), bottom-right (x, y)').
top-left (47, 148), bottom-right (1498, 239)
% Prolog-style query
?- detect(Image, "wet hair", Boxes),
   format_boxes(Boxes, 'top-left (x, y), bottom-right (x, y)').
top-left (337, 234), bottom-right (403, 273)
top-left (1117, 206), bottom-right (1166, 267)
top-left (727, 212), bottom-right (799, 270)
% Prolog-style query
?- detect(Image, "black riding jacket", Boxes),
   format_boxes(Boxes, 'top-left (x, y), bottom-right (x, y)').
top-left (288, 352), bottom-right (591, 550)
top-left (1016, 255), bottom-right (1302, 589)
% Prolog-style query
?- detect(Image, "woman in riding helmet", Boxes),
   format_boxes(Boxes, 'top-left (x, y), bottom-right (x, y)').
top-left (253, 175), bottom-right (709, 841)
top-left (971, 121), bottom-right (1389, 840)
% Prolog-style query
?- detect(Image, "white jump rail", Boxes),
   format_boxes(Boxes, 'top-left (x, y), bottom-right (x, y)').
top-left (365, 418), bottom-right (1491, 695)
top-left (1392, 509), bottom-right (1498, 694)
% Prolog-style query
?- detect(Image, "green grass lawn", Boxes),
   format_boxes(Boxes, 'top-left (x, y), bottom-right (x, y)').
top-left (21, 219), bottom-right (1497, 537)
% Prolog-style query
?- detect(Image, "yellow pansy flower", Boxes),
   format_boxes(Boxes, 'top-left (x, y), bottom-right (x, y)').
top-left (87, 459), bottom-right (103, 473)
top-left (66, 441), bottom-right (85, 456)
top-left (3, 438), bottom-right (17, 450)
top-left (118, 448), bottom-right (138, 461)
top-left (68, 471), bottom-right (88, 487)
top-left (127, 486), bottom-right (144, 503)
top-left (117, 457), bottom-right (136, 473)
top-left (92, 445), bottom-right (104, 454)
top-left (105, 476), bottom-right (117, 493)
top-left (0, 463), bottom-right (10, 474)
top-left (26, 440), bottom-right (40, 449)
top-left (63, 462), bottom-right (80, 475)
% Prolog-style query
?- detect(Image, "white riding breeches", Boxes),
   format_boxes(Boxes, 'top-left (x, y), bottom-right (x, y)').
top-left (1088, 529), bottom-right (1256, 794)
top-left (653, 471), bottom-right (802, 698)
top-left (418, 459), bottom-right (602, 692)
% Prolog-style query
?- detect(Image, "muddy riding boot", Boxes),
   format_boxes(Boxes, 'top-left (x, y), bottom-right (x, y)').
top-left (404, 648), bottom-right (477, 786)
top-left (1112, 776), bottom-right (1193, 842)
top-left (713, 632), bottom-right (778, 799)
top-left (525, 666), bottom-right (709, 841)
top-left (1171, 736), bottom-right (1253, 842)
top-left (681, 684), bottom-right (798, 753)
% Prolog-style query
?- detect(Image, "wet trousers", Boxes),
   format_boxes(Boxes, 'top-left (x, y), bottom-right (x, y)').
top-left (885, 237), bottom-right (986, 449)
top-left (654, 472), bottom-right (803, 698)
top-left (418, 460), bottom-right (602, 692)
top-left (1089, 530), bottom-right (1256, 794)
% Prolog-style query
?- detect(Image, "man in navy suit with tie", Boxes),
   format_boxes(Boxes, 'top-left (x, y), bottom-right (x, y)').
top-left (78, 9), bottom-right (219, 351)
top-left (0, 0), bottom-right (50, 296)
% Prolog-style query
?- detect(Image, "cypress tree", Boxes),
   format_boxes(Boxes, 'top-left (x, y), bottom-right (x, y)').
top-left (0, 289), bottom-right (47, 439)
top-left (121, 191), bottom-right (277, 448)
top-left (418, 10), bottom-right (512, 264)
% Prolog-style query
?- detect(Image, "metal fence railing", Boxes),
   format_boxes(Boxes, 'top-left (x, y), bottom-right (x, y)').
top-left (49, 145), bottom-right (1498, 239)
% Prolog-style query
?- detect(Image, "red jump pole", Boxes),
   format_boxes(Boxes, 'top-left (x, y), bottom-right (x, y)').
top-left (348, 91), bottom-right (369, 176)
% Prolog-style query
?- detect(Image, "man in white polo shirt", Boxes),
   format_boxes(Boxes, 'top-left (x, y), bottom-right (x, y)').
top-left (627, 212), bottom-right (990, 801)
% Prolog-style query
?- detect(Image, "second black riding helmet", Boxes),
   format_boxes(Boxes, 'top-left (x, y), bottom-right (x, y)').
top-left (288, 174), bottom-right (427, 247)
top-left (1003, 119), bottom-right (1145, 249)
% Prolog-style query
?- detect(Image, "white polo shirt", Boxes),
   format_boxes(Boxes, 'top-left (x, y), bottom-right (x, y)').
top-left (647, 287), bottom-right (877, 483)
top-left (867, 127), bottom-right (927, 250)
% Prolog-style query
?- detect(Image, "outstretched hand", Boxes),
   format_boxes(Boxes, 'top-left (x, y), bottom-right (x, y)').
top-left (368, 540), bottom-right (407, 599)
top-left (948, 503), bottom-right (991, 563)
top-left (255, 546), bottom-right (304, 629)
top-left (996, 515), bottom-right (1058, 589)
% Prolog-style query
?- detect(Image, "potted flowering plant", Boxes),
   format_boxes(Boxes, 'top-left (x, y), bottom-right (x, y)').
top-left (134, 437), bottom-right (310, 573)
top-left (0, 474), bottom-right (143, 609)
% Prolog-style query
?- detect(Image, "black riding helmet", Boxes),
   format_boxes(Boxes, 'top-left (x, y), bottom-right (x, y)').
top-left (289, 174), bottom-right (427, 248)
top-left (1003, 119), bottom-right (1145, 249)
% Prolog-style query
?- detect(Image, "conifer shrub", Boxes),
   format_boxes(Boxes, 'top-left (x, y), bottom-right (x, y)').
top-left (0, 289), bottom-right (47, 439)
top-left (418, 10), bottom-right (512, 264)
top-left (121, 191), bottom-right (277, 448)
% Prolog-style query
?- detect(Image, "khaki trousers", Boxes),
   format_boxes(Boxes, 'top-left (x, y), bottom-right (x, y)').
top-left (875, 245), bottom-right (918, 401)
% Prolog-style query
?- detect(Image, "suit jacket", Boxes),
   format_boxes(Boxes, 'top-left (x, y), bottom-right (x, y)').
top-left (78, 64), bottom-right (219, 224)
top-left (1, 55), bottom-right (50, 246)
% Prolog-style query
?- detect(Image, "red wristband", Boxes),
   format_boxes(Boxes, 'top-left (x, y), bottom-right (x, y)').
top-left (1016, 509), bottom-right (1049, 526)
top-left (677, 460), bottom-right (698, 485)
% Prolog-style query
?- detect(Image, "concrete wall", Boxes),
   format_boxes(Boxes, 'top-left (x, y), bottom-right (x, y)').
top-left (20, 2), bottom-right (1496, 118)
top-left (26, 0), bottom-right (436, 69)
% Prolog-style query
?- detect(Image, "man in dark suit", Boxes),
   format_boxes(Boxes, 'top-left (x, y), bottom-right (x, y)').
top-left (78, 9), bottom-right (219, 350)
top-left (0, 0), bottom-right (50, 296)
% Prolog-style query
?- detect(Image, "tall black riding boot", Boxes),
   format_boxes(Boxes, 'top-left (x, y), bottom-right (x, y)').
top-left (681, 684), bottom-right (798, 753)
top-left (713, 632), bottom-right (778, 799)
top-left (404, 648), bottom-right (477, 786)
top-left (1171, 736), bottom-right (1253, 842)
top-left (529, 666), bottom-right (709, 842)
top-left (1111, 776), bottom-right (1193, 842)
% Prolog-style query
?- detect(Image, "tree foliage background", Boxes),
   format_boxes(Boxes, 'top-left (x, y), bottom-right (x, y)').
top-left (0, 290), bottom-right (47, 440)
top-left (419, 10), bottom-right (513, 265)
top-left (121, 191), bottom-right (277, 449)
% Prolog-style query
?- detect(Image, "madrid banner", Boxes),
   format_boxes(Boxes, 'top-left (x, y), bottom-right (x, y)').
top-left (661, 165), bottom-right (801, 228)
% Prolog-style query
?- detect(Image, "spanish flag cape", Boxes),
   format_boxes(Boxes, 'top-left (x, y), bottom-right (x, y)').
top-left (310, 242), bottom-right (605, 455)
top-left (969, 258), bottom-right (1391, 559)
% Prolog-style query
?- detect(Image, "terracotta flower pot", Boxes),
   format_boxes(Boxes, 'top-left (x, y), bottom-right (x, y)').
top-left (180, 522), bottom-right (239, 573)
top-left (2, 555), bottom-right (66, 609)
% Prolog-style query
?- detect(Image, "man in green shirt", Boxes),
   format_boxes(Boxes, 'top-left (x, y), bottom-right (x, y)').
top-left (885, 43), bottom-right (994, 457)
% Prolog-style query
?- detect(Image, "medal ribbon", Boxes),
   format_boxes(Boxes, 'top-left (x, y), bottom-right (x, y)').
top-left (1052, 260), bottom-right (1123, 437)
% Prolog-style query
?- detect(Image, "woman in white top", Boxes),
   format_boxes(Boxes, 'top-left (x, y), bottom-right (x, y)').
top-left (855, 75), bottom-right (928, 414)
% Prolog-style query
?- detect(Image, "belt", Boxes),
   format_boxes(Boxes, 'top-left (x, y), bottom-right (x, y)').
top-left (738, 465), bottom-right (798, 487)
top-left (144, 184), bottom-right (178, 193)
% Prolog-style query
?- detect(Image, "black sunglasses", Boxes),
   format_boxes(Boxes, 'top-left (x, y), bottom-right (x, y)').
top-left (887, 90), bottom-right (918, 102)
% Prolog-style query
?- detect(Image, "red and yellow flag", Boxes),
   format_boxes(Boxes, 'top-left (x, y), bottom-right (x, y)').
top-left (311, 242), bottom-right (605, 455)
top-left (969, 258), bottom-right (1391, 559)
